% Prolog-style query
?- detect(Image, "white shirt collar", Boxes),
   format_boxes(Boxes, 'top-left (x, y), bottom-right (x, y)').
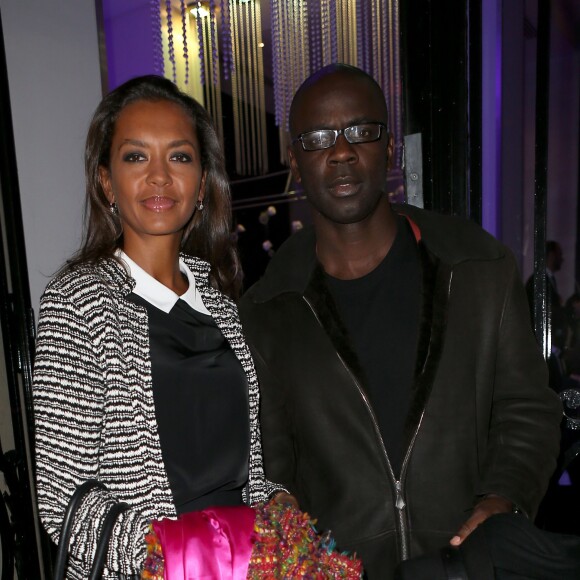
top-left (118, 250), bottom-right (210, 315)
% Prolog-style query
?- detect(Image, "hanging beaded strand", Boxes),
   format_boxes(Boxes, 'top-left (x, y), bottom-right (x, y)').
top-left (212, 8), bottom-right (225, 149)
top-left (209, 0), bottom-right (219, 86)
top-left (294, 1), bottom-right (303, 97)
top-left (299, 0), bottom-right (308, 87)
top-left (300, 0), bottom-right (308, 82)
top-left (345, 0), bottom-right (354, 64)
top-left (337, 0), bottom-right (344, 62)
top-left (271, 0), bottom-right (282, 129)
top-left (255, 0), bottom-right (268, 173)
top-left (201, 9), bottom-right (211, 105)
top-left (361, 0), bottom-right (372, 74)
top-left (239, 0), bottom-right (250, 174)
top-left (220, 0), bottom-right (233, 79)
top-left (165, 0), bottom-right (177, 82)
top-left (371, 0), bottom-right (379, 87)
top-left (281, 0), bottom-right (291, 131)
top-left (247, 0), bottom-right (258, 174)
top-left (195, 1), bottom-right (206, 86)
top-left (309, 0), bottom-right (322, 77)
top-left (383, 0), bottom-right (390, 101)
top-left (289, 0), bottom-right (297, 151)
top-left (271, 0), bottom-right (290, 164)
top-left (287, 0), bottom-right (296, 143)
top-left (233, 0), bottom-right (245, 174)
top-left (392, 0), bottom-right (402, 169)
top-left (290, 0), bottom-right (298, 110)
top-left (356, 0), bottom-right (363, 69)
top-left (230, 0), bottom-right (243, 174)
top-left (287, 0), bottom-right (296, 120)
top-left (204, 8), bottom-right (213, 114)
top-left (151, 0), bottom-right (164, 75)
top-left (320, 0), bottom-right (330, 66)
top-left (349, 0), bottom-right (357, 65)
top-left (242, 0), bottom-right (267, 175)
top-left (329, 0), bottom-right (338, 64)
top-left (251, 0), bottom-right (268, 174)
top-left (179, 0), bottom-right (189, 83)
top-left (385, 0), bottom-right (393, 135)
top-left (204, 3), bottom-right (219, 141)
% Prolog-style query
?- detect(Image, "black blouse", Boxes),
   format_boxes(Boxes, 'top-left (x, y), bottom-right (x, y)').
top-left (127, 293), bottom-right (250, 514)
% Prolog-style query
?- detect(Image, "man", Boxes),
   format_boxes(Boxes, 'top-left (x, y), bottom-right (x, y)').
top-left (239, 64), bottom-right (562, 578)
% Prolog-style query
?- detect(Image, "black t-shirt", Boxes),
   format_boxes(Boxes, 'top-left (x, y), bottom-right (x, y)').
top-left (325, 215), bottom-right (422, 476)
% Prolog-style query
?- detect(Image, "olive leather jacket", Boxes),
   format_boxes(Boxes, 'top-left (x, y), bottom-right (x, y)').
top-left (239, 204), bottom-right (562, 579)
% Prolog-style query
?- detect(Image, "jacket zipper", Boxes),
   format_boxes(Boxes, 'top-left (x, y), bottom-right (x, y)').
top-left (303, 295), bottom-right (422, 561)
top-left (395, 412), bottom-right (425, 559)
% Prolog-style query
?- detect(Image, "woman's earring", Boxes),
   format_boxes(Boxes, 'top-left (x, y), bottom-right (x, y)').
top-left (196, 200), bottom-right (204, 211)
top-left (110, 202), bottom-right (118, 215)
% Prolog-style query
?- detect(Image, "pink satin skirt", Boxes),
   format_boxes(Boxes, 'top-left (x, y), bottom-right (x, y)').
top-left (152, 506), bottom-right (255, 580)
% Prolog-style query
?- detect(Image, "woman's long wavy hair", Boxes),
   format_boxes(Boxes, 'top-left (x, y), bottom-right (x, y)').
top-left (68, 75), bottom-right (242, 299)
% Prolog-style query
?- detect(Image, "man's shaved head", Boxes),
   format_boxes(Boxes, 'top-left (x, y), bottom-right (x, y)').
top-left (289, 64), bottom-right (388, 136)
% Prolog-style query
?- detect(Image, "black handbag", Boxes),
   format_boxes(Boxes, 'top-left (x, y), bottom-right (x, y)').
top-left (53, 479), bottom-right (130, 580)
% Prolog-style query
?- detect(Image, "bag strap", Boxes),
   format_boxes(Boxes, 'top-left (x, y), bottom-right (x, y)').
top-left (54, 480), bottom-right (130, 579)
top-left (53, 479), bottom-right (106, 580)
top-left (89, 500), bottom-right (130, 580)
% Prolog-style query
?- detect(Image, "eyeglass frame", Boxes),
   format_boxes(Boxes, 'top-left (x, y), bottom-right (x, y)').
top-left (291, 122), bottom-right (388, 152)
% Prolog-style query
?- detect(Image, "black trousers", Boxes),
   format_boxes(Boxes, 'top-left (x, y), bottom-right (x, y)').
top-left (395, 513), bottom-right (580, 580)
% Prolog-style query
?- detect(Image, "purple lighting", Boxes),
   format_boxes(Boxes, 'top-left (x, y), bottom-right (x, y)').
top-left (103, 0), bottom-right (157, 90)
top-left (481, 0), bottom-right (501, 237)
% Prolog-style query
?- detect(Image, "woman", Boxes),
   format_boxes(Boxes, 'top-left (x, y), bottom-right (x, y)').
top-left (33, 76), bottom-right (361, 579)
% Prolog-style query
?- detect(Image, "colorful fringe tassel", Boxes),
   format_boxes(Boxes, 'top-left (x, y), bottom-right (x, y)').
top-left (142, 525), bottom-right (165, 580)
top-left (247, 500), bottom-right (363, 578)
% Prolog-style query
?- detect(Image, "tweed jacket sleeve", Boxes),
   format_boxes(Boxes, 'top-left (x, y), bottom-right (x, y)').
top-left (33, 273), bottom-right (154, 577)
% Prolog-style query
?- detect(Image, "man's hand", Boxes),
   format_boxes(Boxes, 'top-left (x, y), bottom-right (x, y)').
top-left (450, 495), bottom-right (513, 546)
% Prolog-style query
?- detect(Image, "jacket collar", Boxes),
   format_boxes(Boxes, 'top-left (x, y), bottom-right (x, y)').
top-left (92, 253), bottom-right (212, 300)
top-left (249, 203), bottom-right (505, 303)
top-left (394, 203), bottom-right (504, 264)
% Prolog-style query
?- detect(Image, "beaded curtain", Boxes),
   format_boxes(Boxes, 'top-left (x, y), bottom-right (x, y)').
top-left (154, 0), bottom-right (402, 175)
top-left (271, 0), bottom-right (402, 168)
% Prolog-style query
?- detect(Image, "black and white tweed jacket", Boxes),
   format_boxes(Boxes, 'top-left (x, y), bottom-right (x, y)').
top-left (33, 255), bottom-right (281, 578)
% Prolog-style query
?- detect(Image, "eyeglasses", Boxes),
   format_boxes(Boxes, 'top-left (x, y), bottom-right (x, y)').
top-left (292, 122), bottom-right (387, 151)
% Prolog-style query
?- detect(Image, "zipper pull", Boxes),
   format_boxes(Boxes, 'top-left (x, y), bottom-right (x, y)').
top-left (395, 480), bottom-right (406, 510)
